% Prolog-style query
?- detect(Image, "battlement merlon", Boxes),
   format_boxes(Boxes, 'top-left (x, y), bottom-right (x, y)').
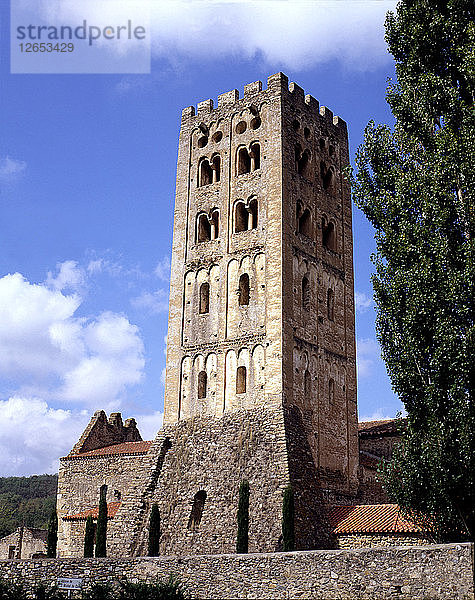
top-left (180, 72), bottom-right (347, 133)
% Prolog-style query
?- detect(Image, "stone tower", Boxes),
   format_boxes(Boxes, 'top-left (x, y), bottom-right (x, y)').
top-left (158, 72), bottom-right (358, 552)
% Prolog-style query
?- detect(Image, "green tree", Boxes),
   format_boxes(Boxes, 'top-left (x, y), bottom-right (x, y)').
top-left (84, 515), bottom-right (95, 558)
top-left (95, 496), bottom-right (108, 558)
top-left (148, 504), bottom-right (160, 557)
top-left (352, 0), bottom-right (475, 541)
top-left (46, 510), bottom-right (58, 558)
top-left (236, 480), bottom-right (249, 553)
top-left (282, 484), bottom-right (294, 551)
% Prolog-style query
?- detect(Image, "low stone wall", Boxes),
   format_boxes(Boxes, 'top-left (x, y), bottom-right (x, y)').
top-left (0, 544), bottom-right (473, 599)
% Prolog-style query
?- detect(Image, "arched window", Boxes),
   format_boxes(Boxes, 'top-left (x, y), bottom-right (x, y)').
top-left (329, 378), bottom-right (335, 405)
top-left (250, 142), bottom-right (260, 170)
top-left (327, 288), bottom-right (334, 321)
top-left (199, 282), bottom-right (210, 314)
top-left (298, 208), bottom-right (312, 238)
top-left (197, 214), bottom-right (211, 242)
top-left (212, 155), bottom-right (221, 183)
top-left (304, 369), bottom-right (311, 398)
top-left (249, 198), bottom-right (258, 229)
top-left (210, 209), bottom-right (219, 239)
top-left (187, 490), bottom-right (207, 531)
top-left (237, 147), bottom-right (251, 175)
top-left (302, 276), bottom-right (310, 310)
top-left (322, 220), bottom-right (336, 251)
top-left (199, 158), bottom-right (213, 186)
top-left (236, 366), bottom-right (247, 394)
top-left (235, 202), bottom-right (248, 233)
top-left (198, 370), bottom-right (207, 399)
top-left (321, 161), bottom-right (334, 190)
top-left (239, 273), bottom-right (250, 306)
top-left (296, 148), bottom-right (310, 176)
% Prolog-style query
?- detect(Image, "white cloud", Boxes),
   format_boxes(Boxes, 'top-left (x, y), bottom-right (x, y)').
top-left (135, 410), bottom-right (164, 441)
top-left (38, 0), bottom-right (396, 72)
top-left (46, 260), bottom-right (86, 293)
top-left (154, 256), bottom-right (171, 282)
top-left (356, 337), bottom-right (380, 378)
top-left (0, 396), bottom-right (89, 476)
top-left (131, 289), bottom-right (168, 314)
top-left (355, 291), bottom-right (373, 314)
top-left (0, 272), bottom-right (145, 406)
top-left (0, 156), bottom-right (27, 180)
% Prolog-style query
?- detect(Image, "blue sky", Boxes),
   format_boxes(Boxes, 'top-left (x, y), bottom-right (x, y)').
top-left (0, 0), bottom-right (402, 476)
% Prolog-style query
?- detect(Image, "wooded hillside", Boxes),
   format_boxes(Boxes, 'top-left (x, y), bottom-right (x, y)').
top-left (0, 474), bottom-right (58, 538)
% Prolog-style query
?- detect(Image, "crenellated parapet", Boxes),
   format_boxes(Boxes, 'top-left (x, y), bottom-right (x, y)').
top-left (181, 72), bottom-right (347, 133)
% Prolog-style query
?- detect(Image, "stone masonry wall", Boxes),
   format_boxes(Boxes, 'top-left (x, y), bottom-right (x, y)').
top-left (0, 544), bottom-right (473, 599)
top-left (336, 533), bottom-right (432, 549)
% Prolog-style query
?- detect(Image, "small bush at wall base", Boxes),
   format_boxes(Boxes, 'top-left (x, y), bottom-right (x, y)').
top-left (117, 575), bottom-right (189, 600)
top-left (34, 585), bottom-right (66, 600)
top-left (81, 583), bottom-right (115, 600)
top-left (0, 580), bottom-right (27, 600)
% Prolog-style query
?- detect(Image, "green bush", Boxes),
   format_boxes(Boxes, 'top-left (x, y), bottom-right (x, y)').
top-left (34, 585), bottom-right (66, 600)
top-left (81, 583), bottom-right (115, 600)
top-left (0, 580), bottom-right (27, 600)
top-left (117, 575), bottom-right (189, 600)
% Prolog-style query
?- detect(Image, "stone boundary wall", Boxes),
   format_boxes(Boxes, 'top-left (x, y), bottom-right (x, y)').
top-left (0, 544), bottom-right (473, 599)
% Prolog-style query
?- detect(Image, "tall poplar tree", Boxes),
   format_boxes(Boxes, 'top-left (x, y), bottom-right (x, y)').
top-left (353, 0), bottom-right (475, 541)
top-left (95, 495), bottom-right (108, 557)
top-left (46, 510), bottom-right (58, 558)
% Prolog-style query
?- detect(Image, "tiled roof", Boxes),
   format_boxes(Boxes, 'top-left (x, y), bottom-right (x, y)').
top-left (358, 419), bottom-right (405, 437)
top-left (328, 504), bottom-right (423, 534)
top-left (63, 502), bottom-right (121, 521)
top-left (65, 441), bottom-right (152, 459)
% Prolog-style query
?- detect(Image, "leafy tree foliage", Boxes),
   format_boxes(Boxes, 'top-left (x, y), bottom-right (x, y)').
top-left (352, 0), bottom-right (475, 541)
top-left (84, 515), bottom-right (95, 558)
top-left (148, 504), bottom-right (160, 557)
top-left (47, 510), bottom-right (58, 558)
top-left (117, 575), bottom-right (189, 600)
top-left (95, 496), bottom-right (108, 558)
top-left (236, 480), bottom-right (249, 554)
top-left (0, 475), bottom-right (57, 538)
top-left (34, 585), bottom-right (66, 600)
top-left (81, 583), bottom-right (115, 600)
top-left (282, 485), bottom-right (295, 551)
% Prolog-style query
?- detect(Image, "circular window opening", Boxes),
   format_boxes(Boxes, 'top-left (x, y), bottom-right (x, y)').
top-left (292, 119), bottom-right (300, 131)
top-left (198, 136), bottom-right (208, 148)
top-left (319, 138), bottom-right (325, 150)
top-left (304, 127), bottom-right (311, 139)
top-left (250, 117), bottom-right (261, 130)
top-left (329, 145), bottom-right (335, 156)
top-left (212, 131), bottom-right (223, 143)
top-left (236, 121), bottom-right (247, 134)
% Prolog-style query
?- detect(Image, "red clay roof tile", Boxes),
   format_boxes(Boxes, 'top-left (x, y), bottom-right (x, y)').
top-left (328, 504), bottom-right (423, 534)
top-left (63, 502), bottom-right (121, 521)
top-left (66, 441), bottom-right (152, 459)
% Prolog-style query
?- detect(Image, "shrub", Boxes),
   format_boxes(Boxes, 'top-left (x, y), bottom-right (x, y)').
top-left (34, 585), bottom-right (66, 600)
top-left (236, 480), bottom-right (249, 553)
top-left (0, 580), bottom-right (27, 600)
top-left (117, 575), bottom-right (189, 600)
top-left (81, 583), bottom-right (115, 600)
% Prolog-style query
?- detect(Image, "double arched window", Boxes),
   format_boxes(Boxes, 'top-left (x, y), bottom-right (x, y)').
top-left (196, 210), bottom-right (219, 243)
top-left (234, 200), bottom-right (258, 233)
top-left (198, 155), bottom-right (221, 187)
top-left (236, 143), bottom-right (260, 175)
